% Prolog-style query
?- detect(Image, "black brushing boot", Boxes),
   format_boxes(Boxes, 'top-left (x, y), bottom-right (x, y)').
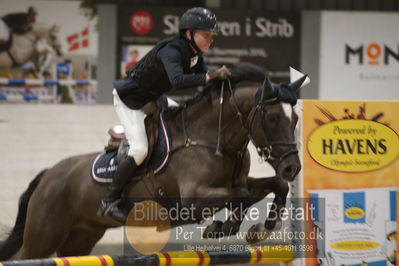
top-left (97, 156), bottom-right (138, 222)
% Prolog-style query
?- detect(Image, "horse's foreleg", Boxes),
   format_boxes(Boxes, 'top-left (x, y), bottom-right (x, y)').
top-left (264, 179), bottom-right (289, 231)
top-left (199, 187), bottom-right (231, 198)
top-left (199, 187), bottom-right (252, 238)
top-left (202, 187), bottom-right (252, 239)
top-left (245, 176), bottom-right (289, 243)
top-left (181, 186), bottom-right (232, 220)
top-left (218, 187), bottom-right (252, 237)
top-left (179, 183), bottom-right (248, 224)
top-left (203, 152), bottom-right (252, 239)
top-left (248, 176), bottom-right (289, 231)
top-left (220, 152), bottom-right (252, 236)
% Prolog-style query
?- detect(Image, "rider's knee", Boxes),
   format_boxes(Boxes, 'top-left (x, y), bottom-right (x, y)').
top-left (128, 144), bottom-right (148, 165)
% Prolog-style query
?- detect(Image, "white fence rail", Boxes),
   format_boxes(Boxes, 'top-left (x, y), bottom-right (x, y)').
top-left (0, 78), bottom-right (97, 104)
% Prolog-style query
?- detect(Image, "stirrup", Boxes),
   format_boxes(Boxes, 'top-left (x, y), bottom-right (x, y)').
top-left (97, 199), bottom-right (127, 223)
top-left (98, 199), bottom-right (120, 216)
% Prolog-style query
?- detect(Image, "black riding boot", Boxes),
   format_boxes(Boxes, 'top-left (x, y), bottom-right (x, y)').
top-left (97, 156), bottom-right (138, 222)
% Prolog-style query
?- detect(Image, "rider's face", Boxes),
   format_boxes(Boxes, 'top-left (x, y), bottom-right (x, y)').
top-left (187, 30), bottom-right (214, 54)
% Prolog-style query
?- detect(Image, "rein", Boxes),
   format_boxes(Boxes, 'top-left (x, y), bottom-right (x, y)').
top-left (169, 78), bottom-right (298, 167)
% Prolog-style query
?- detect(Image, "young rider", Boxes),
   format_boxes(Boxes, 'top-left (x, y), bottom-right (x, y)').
top-left (98, 7), bottom-right (231, 222)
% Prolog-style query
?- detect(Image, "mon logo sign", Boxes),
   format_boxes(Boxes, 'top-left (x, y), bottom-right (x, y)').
top-left (345, 43), bottom-right (399, 65)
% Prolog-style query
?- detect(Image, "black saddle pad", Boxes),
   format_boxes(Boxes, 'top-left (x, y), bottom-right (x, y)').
top-left (91, 112), bottom-right (172, 184)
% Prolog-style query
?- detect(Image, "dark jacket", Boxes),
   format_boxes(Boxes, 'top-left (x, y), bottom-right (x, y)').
top-left (2, 13), bottom-right (32, 35)
top-left (113, 36), bottom-right (207, 109)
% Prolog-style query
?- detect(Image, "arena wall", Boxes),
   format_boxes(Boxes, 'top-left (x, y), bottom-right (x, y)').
top-left (0, 104), bottom-right (124, 255)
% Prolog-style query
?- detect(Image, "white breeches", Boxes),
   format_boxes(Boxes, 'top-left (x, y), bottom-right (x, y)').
top-left (113, 89), bottom-right (148, 165)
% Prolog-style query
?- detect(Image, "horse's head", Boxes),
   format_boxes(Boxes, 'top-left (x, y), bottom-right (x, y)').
top-left (248, 73), bottom-right (307, 182)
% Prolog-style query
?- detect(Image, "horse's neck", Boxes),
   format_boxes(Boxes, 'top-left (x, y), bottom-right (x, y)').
top-left (229, 85), bottom-right (259, 118)
top-left (223, 86), bottom-right (258, 148)
top-left (181, 84), bottom-right (257, 152)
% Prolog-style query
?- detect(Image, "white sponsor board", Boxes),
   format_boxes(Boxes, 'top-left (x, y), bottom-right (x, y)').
top-left (319, 11), bottom-right (399, 100)
top-left (309, 187), bottom-right (397, 266)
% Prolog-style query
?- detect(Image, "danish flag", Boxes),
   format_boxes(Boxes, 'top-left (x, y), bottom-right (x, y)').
top-left (67, 27), bottom-right (89, 52)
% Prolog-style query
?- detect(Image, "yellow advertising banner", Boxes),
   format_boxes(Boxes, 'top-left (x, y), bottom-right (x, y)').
top-left (301, 100), bottom-right (399, 266)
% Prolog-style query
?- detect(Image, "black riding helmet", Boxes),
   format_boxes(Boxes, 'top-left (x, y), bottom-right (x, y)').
top-left (179, 7), bottom-right (218, 53)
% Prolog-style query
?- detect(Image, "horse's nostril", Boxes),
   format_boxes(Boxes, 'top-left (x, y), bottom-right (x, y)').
top-left (284, 166), bottom-right (293, 174)
top-left (282, 165), bottom-right (299, 181)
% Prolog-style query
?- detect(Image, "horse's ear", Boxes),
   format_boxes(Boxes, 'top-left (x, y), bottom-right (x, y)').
top-left (260, 73), bottom-right (276, 102)
top-left (288, 74), bottom-right (308, 92)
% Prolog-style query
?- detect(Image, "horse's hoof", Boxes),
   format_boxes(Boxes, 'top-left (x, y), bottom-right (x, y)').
top-left (202, 220), bottom-right (223, 239)
top-left (246, 223), bottom-right (268, 243)
top-left (221, 220), bottom-right (240, 236)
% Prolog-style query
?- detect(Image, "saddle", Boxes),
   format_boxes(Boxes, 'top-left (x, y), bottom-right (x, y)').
top-left (91, 110), bottom-right (172, 184)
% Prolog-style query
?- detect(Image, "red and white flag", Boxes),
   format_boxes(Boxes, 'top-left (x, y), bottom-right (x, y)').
top-left (66, 27), bottom-right (89, 52)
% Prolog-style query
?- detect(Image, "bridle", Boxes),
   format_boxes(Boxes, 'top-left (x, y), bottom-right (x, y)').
top-left (246, 100), bottom-right (298, 165)
top-left (218, 79), bottom-right (298, 167)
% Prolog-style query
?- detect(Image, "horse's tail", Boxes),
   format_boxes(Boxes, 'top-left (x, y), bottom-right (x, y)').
top-left (0, 169), bottom-right (47, 261)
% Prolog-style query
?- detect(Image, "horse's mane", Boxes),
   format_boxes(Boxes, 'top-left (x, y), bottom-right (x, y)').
top-left (183, 62), bottom-right (266, 106)
top-left (162, 63), bottom-right (267, 118)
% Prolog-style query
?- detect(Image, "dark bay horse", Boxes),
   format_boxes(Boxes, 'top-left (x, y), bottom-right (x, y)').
top-left (0, 63), bottom-right (306, 260)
